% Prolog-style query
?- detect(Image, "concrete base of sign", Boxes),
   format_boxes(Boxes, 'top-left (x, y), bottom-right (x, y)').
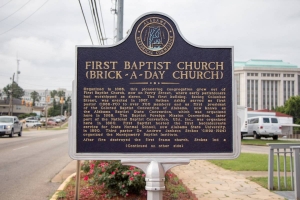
top-left (121, 159), bottom-right (190, 200)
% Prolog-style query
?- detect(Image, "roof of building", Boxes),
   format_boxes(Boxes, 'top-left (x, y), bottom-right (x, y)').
top-left (250, 109), bottom-right (292, 117)
top-left (234, 59), bottom-right (298, 68)
top-left (0, 98), bottom-right (22, 105)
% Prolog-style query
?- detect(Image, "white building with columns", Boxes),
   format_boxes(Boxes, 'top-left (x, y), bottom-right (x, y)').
top-left (234, 59), bottom-right (300, 110)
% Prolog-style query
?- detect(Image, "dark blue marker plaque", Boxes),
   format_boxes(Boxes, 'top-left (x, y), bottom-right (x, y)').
top-left (70, 12), bottom-right (239, 160)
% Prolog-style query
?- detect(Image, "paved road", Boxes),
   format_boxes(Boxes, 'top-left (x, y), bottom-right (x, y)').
top-left (0, 129), bottom-right (72, 200)
top-left (241, 144), bottom-right (270, 154)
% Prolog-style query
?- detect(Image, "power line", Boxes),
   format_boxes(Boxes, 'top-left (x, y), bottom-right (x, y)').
top-left (88, 0), bottom-right (100, 44)
top-left (0, 0), bottom-right (49, 36)
top-left (78, 0), bottom-right (94, 45)
top-left (0, 0), bottom-right (13, 8)
top-left (0, 0), bottom-right (32, 23)
top-left (90, 0), bottom-right (103, 45)
top-left (93, 0), bottom-right (104, 44)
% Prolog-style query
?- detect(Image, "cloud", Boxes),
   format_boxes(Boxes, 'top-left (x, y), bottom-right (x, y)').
top-left (0, 0), bottom-right (299, 91)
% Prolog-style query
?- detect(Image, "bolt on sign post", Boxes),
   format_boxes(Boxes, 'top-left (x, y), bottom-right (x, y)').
top-left (70, 12), bottom-right (240, 199)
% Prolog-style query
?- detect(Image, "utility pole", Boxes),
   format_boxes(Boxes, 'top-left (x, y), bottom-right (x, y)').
top-left (9, 73), bottom-right (15, 116)
top-left (116, 0), bottom-right (124, 42)
top-left (16, 58), bottom-right (20, 84)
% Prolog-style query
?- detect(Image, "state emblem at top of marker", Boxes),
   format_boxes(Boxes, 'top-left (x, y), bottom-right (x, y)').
top-left (135, 16), bottom-right (175, 56)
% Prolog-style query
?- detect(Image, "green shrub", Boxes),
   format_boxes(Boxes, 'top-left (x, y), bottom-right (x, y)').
top-left (18, 113), bottom-right (37, 119)
top-left (82, 160), bottom-right (146, 198)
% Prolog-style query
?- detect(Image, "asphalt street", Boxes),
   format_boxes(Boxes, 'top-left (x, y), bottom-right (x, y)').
top-left (0, 129), bottom-right (72, 200)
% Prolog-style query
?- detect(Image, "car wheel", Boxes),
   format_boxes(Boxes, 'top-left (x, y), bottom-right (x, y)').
top-left (273, 135), bottom-right (278, 140)
top-left (18, 128), bottom-right (22, 137)
top-left (10, 129), bottom-right (14, 138)
top-left (254, 132), bottom-right (261, 139)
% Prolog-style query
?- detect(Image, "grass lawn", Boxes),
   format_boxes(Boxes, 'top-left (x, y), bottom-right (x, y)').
top-left (209, 153), bottom-right (295, 191)
top-left (248, 177), bottom-right (293, 191)
top-left (242, 138), bottom-right (300, 146)
top-left (209, 153), bottom-right (292, 171)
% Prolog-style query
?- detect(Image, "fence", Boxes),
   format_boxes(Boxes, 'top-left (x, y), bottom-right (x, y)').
top-left (284, 131), bottom-right (300, 139)
top-left (290, 131), bottom-right (300, 139)
top-left (268, 143), bottom-right (300, 200)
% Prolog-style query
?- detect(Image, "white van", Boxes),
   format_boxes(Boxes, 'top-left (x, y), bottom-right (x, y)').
top-left (245, 116), bottom-right (282, 140)
top-left (237, 105), bottom-right (248, 138)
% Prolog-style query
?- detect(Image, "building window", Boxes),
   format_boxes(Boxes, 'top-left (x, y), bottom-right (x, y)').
top-left (288, 81), bottom-right (290, 99)
top-left (235, 74), bottom-right (240, 105)
top-left (247, 80), bottom-right (250, 107)
top-left (247, 73), bottom-right (258, 77)
top-left (292, 81), bottom-right (294, 96)
top-left (247, 79), bottom-right (258, 109)
top-left (255, 80), bottom-right (258, 109)
top-left (275, 82), bottom-right (278, 107)
top-left (262, 80), bottom-right (279, 109)
top-left (284, 81), bottom-right (286, 103)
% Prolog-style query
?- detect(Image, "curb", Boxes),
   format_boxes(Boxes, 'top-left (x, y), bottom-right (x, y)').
top-left (50, 172), bottom-right (76, 200)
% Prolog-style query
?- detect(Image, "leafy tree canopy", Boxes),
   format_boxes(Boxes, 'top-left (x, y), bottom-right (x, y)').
top-left (275, 95), bottom-right (300, 124)
top-left (3, 82), bottom-right (25, 99)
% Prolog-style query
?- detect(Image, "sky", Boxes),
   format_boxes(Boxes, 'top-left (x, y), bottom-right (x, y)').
top-left (0, 0), bottom-right (299, 92)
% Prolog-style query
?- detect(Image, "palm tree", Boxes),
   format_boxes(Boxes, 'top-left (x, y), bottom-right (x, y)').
top-left (57, 90), bottom-right (65, 99)
top-left (50, 90), bottom-right (57, 98)
top-left (30, 91), bottom-right (41, 106)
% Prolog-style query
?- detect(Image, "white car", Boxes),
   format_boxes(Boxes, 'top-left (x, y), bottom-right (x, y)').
top-left (25, 120), bottom-right (42, 128)
top-left (53, 117), bottom-right (62, 123)
top-left (0, 116), bottom-right (22, 137)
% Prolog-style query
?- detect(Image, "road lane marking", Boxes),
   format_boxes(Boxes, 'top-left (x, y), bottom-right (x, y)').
top-left (13, 146), bottom-right (28, 151)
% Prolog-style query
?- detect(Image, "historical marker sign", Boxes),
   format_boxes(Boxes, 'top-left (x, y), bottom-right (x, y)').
top-left (69, 12), bottom-right (240, 160)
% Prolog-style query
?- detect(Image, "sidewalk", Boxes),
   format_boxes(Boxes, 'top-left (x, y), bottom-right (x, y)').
top-left (171, 160), bottom-right (284, 200)
top-left (51, 159), bottom-right (286, 200)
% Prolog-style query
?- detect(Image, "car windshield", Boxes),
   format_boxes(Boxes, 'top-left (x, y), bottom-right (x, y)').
top-left (0, 117), bottom-right (13, 123)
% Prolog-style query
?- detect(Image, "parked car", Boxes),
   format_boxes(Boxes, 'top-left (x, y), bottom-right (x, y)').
top-left (245, 116), bottom-right (282, 140)
top-left (47, 118), bottom-right (57, 125)
top-left (40, 117), bottom-right (46, 123)
top-left (25, 120), bottom-right (42, 128)
top-left (52, 117), bottom-right (61, 123)
top-left (0, 116), bottom-right (22, 137)
top-left (56, 115), bottom-right (66, 122)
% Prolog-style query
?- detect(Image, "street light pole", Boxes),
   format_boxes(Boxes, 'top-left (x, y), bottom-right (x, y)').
top-left (45, 89), bottom-right (48, 130)
top-left (60, 97), bottom-right (64, 128)
top-left (9, 73), bottom-right (15, 116)
top-left (116, 0), bottom-right (124, 42)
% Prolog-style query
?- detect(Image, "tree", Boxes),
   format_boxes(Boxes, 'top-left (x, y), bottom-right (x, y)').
top-left (50, 90), bottom-right (57, 98)
top-left (66, 96), bottom-right (72, 116)
top-left (47, 106), bottom-right (61, 117)
top-left (49, 90), bottom-right (58, 108)
top-left (275, 95), bottom-right (300, 124)
top-left (57, 90), bottom-right (65, 99)
top-left (30, 91), bottom-right (41, 106)
top-left (47, 90), bottom-right (66, 116)
top-left (3, 82), bottom-right (25, 99)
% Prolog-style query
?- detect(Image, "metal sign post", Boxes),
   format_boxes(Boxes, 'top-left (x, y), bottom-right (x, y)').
top-left (121, 159), bottom-right (190, 200)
